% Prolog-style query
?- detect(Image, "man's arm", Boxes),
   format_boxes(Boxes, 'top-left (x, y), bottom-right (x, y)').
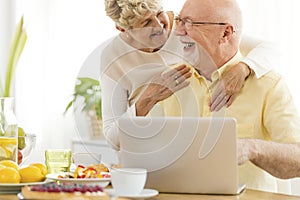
top-left (238, 138), bottom-right (300, 179)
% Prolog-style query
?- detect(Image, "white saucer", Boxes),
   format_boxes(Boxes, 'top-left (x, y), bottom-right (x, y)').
top-left (105, 188), bottom-right (159, 199)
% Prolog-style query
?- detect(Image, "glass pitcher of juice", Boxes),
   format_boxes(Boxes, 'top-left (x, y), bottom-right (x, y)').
top-left (0, 97), bottom-right (18, 162)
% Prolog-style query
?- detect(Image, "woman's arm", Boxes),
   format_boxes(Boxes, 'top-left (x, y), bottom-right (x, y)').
top-left (210, 35), bottom-right (278, 111)
top-left (101, 74), bottom-right (135, 150)
top-left (240, 34), bottom-right (279, 78)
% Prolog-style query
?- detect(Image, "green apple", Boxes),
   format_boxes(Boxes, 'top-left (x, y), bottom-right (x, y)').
top-left (18, 127), bottom-right (26, 150)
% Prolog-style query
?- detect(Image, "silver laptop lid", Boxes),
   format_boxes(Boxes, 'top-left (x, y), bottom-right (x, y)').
top-left (117, 117), bottom-right (241, 194)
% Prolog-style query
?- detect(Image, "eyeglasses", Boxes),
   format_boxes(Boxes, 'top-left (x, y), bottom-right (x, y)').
top-left (175, 16), bottom-right (227, 31)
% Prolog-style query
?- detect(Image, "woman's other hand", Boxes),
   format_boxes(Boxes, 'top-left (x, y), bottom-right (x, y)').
top-left (210, 62), bottom-right (251, 112)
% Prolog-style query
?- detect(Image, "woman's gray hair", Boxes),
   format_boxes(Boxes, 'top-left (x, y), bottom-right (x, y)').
top-left (105, 0), bottom-right (163, 29)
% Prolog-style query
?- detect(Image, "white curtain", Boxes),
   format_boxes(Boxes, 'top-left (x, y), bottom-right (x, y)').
top-left (13, 0), bottom-right (116, 163)
top-left (2, 0), bottom-right (299, 195)
top-left (0, 0), bottom-right (15, 86)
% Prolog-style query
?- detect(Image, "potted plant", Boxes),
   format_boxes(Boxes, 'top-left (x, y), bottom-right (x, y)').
top-left (0, 16), bottom-right (28, 164)
top-left (65, 77), bottom-right (102, 139)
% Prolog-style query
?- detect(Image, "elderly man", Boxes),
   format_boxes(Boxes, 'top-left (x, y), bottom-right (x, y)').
top-left (155, 0), bottom-right (300, 193)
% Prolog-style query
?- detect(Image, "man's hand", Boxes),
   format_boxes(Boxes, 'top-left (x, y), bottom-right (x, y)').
top-left (210, 62), bottom-right (251, 111)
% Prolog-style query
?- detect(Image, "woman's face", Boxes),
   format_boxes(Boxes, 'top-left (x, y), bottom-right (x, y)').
top-left (126, 10), bottom-right (171, 51)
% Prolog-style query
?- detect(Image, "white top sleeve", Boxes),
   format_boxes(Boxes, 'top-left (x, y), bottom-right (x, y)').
top-left (240, 34), bottom-right (280, 78)
top-left (101, 73), bottom-right (136, 150)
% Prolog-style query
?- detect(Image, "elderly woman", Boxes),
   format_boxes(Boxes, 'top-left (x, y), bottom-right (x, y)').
top-left (100, 0), bottom-right (276, 150)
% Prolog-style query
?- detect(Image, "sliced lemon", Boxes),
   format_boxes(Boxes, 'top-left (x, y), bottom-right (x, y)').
top-left (0, 145), bottom-right (12, 158)
top-left (0, 137), bottom-right (17, 145)
top-left (0, 138), bottom-right (17, 158)
top-left (0, 147), bottom-right (6, 158)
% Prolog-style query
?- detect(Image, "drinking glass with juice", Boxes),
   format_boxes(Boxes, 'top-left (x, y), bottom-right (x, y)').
top-left (45, 149), bottom-right (72, 173)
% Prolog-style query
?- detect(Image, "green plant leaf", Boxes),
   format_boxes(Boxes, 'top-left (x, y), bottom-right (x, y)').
top-left (2, 16), bottom-right (27, 97)
top-left (0, 81), bottom-right (3, 97)
top-left (65, 77), bottom-right (102, 119)
top-left (64, 100), bottom-right (74, 115)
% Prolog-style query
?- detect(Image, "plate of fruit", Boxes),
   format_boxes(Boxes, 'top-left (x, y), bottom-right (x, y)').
top-left (46, 164), bottom-right (111, 188)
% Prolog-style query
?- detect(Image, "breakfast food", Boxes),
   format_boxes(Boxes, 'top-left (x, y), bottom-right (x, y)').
top-left (59, 164), bottom-right (110, 179)
top-left (89, 164), bottom-right (109, 173)
top-left (22, 182), bottom-right (109, 200)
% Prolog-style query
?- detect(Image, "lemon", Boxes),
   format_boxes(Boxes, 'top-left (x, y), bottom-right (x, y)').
top-left (0, 167), bottom-right (21, 183)
top-left (0, 160), bottom-right (19, 170)
top-left (30, 163), bottom-right (48, 176)
top-left (19, 166), bottom-right (45, 183)
top-left (0, 164), bottom-right (6, 170)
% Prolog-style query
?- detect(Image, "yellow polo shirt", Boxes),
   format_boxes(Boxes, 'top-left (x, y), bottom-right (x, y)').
top-left (153, 52), bottom-right (300, 192)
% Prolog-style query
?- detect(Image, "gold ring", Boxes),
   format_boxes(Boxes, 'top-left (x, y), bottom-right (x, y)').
top-left (175, 79), bottom-right (179, 85)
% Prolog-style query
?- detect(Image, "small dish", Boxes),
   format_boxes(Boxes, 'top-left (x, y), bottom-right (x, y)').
top-left (46, 172), bottom-right (110, 188)
top-left (105, 188), bottom-right (159, 199)
top-left (0, 180), bottom-right (50, 194)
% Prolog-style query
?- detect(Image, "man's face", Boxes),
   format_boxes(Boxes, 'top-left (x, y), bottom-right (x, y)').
top-left (175, 0), bottom-right (225, 60)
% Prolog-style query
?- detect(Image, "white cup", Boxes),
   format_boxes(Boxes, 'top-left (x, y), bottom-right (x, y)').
top-left (111, 168), bottom-right (147, 196)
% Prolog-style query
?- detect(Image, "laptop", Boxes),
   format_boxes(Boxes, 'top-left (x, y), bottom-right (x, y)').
top-left (117, 116), bottom-right (245, 195)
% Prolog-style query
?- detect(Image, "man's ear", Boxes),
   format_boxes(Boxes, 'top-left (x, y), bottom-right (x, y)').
top-left (219, 25), bottom-right (234, 44)
top-left (116, 25), bottom-right (125, 32)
